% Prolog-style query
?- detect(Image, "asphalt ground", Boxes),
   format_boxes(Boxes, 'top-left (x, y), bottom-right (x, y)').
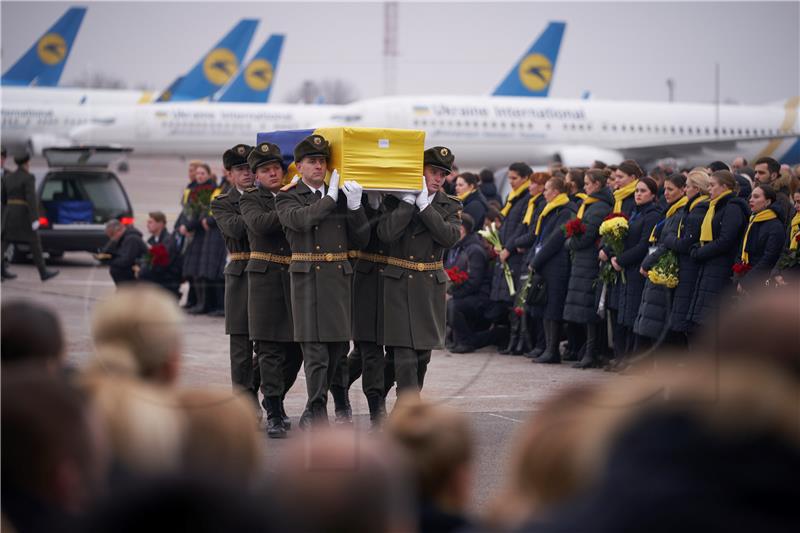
top-left (1, 156), bottom-right (621, 514)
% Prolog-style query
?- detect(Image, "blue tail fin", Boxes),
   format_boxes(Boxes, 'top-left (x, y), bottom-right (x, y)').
top-left (168, 19), bottom-right (258, 101)
top-left (215, 34), bottom-right (284, 103)
top-left (492, 21), bottom-right (566, 97)
top-left (155, 76), bottom-right (184, 103)
top-left (1, 6), bottom-right (87, 86)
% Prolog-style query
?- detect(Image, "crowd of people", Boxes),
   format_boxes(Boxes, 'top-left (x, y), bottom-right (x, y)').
top-left (2, 284), bottom-right (798, 533)
top-left (444, 156), bottom-right (800, 373)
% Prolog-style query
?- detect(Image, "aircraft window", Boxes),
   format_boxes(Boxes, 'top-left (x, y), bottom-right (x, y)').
top-left (737, 128), bottom-right (742, 134)
top-left (455, 120), bottom-right (461, 127)
top-left (638, 125), bottom-right (643, 132)
top-left (679, 127), bottom-right (684, 134)
top-left (501, 122), bottom-right (506, 129)
top-left (688, 127), bottom-right (693, 134)
top-left (602, 124), bottom-right (607, 131)
top-left (722, 128), bottom-right (727, 134)
top-left (587, 124), bottom-right (592, 131)
top-left (760, 129), bottom-right (765, 135)
top-left (546, 123), bottom-right (551, 130)
top-left (579, 124), bottom-right (585, 130)
top-left (612, 125), bottom-right (617, 131)
top-left (621, 125), bottom-right (626, 132)
top-left (491, 122), bottom-right (497, 128)
top-left (745, 128), bottom-right (750, 135)
top-left (483, 121), bottom-right (487, 128)
top-left (646, 125), bottom-right (651, 132)
top-left (705, 127), bottom-right (710, 134)
top-left (714, 127), bottom-right (718, 134)
top-left (670, 126), bottom-right (675, 134)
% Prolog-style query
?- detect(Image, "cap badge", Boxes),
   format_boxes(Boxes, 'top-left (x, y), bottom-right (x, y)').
top-left (313, 137), bottom-right (322, 145)
top-left (237, 146), bottom-right (246, 155)
top-left (261, 144), bottom-right (270, 153)
top-left (440, 148), bottom-right (449, 156)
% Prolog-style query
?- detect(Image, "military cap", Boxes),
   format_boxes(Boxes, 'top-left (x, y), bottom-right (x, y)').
top-left (222, 144), bottom-right (253, 170)
top-left (293, 134), bottom-right (330, 162)
top-left (14, 151), bottom-right (30, 166)
top-left (248, 142), bottom-right (283, 172)
top-left (424, 146), bottom-right (455, 173)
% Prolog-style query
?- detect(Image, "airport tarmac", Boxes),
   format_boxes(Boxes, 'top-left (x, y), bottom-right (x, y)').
top-left (1, 156), bottom-right (621, 512)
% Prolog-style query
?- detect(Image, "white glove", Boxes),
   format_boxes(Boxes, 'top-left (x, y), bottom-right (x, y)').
top-left (31, 220), bottom-right (40, 231)
top-left (391, 191), bottom-right (416, 205)
top-left (415, 176), bottom-right (430, 211)
top-left (367, 191), bottom-right (382, 210)
top-left (326, 169), bottom-right (340, 202)
top-left (343, 180), bottom-right (363, 210)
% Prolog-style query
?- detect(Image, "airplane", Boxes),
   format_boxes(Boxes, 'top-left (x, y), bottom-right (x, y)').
top-left (214, 34), bottom-right (285, 103)
top-left (164, 19), bottom-right (259, 102)
top-left (1, 6), bottom-right (87, 87)
top-left (493, 21), bottom-right (565, 98)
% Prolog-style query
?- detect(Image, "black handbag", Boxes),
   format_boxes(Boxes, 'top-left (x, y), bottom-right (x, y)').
top-left (526, 273), bottom-right (547, 306)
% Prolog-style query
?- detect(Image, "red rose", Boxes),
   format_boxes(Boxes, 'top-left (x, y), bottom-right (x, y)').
top-left (732, 262), bottom-right (752, 276)
top-left (446, 266), bottom-right (469, 285)
top-left (513, 306), bottom-right (524, 317)
top-left (795, 233), bottom-right (800, 243)
top-left (564, 218), bottom-right (587, 238)
top-left (149, 244), bottom-right (170, 267)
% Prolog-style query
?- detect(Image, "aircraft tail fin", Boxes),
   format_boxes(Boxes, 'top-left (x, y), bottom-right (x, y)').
top-left (215, 34), bottom-right (284, 103)
top-left (168, 18), bottom-right (258, 101)
top-left (492, 21), bottom-right (565, 98)
top-left (1, 6), bottom-right (87, 86)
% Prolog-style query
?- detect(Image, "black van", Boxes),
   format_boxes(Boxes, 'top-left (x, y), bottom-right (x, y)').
top-left (6, 146), bottom-right (134, 262)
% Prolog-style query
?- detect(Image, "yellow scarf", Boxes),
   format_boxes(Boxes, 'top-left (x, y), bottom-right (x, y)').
top-left (741, 209), bottom-right (778, 263)
top-left (576, 196), bottom-right (600, 220)
top-left (522, 193), bottom-right (542, 225)
top-left (649, 196), bottom-right (688, 243)
top-left (457, 188), bottom-right (475, 201)
top-left (575, 192), bottom-right (588, 202)
top-left (500, 179), bottom-right (531, 217)
top-left (613, 179), bottom-right (638, 212)
top-left (790, 212), bottom-right (800, 250)
top-left (535, 193), bottom-right (569, 235)
top-left (699, 190), bottom-right (733, 243)
top-left (677, 194), bottom-right (709, 238)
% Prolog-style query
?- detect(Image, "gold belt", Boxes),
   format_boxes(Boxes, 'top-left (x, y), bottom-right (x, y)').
top-left (229, 252), bottom-right (251, 261)
top-left (7, 199), bottom-right (28, 206)
top-left (250, 251), bottom-right (291, 265)
top-left (291, 252), bottom-right (352, 262)
top-left (355, 251), bottom-right (443, 272)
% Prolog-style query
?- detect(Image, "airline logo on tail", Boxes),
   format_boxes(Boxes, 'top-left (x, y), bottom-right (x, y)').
top-left (37, 33), bottom-right (67, 65)
top-left (518, 53), bottom-right (553, 92)
top-left (493, 21), bottom-right (565, 98)
top-left (245, 59), bottom-right (274, 91)
top-left (203, 48), bottom-right (238, 86)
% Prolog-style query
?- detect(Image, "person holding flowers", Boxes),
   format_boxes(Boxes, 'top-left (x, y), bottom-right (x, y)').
top-left (687, 170), bottom-right (749, 332)
top-left (609, 177), bottom-right (662, 363)
top-left (734, 184), bottom-right (785, 293)
top-left (774, 190), bottom-right (800, 284)
top-left (528, 177), bottom-right (577, 364)
top-left (633, 174), bottom-right (688, 351)
top-left (659, 169), bottom-right (710, 344)
top-left (563, 169), bottom-right (614, 369)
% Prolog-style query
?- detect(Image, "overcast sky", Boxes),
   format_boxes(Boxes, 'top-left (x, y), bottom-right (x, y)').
top-left (2, 1), bottom-right (798, 105)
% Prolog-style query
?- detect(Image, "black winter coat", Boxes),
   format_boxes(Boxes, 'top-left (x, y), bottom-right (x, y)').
top-left (461, 189), bottom-right (488, 232)
top-left (529, 201), bottom-right (577, 320)
top-left (737, 209), bottom-right (785, 292)
top-left (634, 199), bottom-right (685, 340)
top-left (197, 215), bottom-right (227, 280)
top-left (102, 227), bottom-right (148, 285)
top-left (607, 193), bottom-right (637, 311)
top-left (449, 232), bottom-right (490, 301)
top-left (489, 189), bottom-right (530, 302)
top-left (563, 187), bottom-right (614, 324)
top-left (688, 194), bottom-right (749, 326)
top-left (614, 201), bottom-right (663, 327)
top-left (480, 181), bottom-right (500, 205)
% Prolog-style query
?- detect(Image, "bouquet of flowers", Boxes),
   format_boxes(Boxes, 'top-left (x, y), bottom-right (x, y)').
top-left (445, 266), bottom-right (469, 285)
top-left (512, 271), bottom-right (533, 317)
top-left (776, 234), bottom-right (800, 270)
top-left (183, 182), bottom-right (217, 219)
top-left (145, 243), bottom-right (170, 268)
top-left (597, 213), bottom-right (629, 285)
top-left (732, 262), bottom-right (752, 279)
top-left (647, 250), bottom-right (679, 288)
top-left (562, 218), bottom-right (586, 238)
top-left (478, 222), bottom-right (515, 295)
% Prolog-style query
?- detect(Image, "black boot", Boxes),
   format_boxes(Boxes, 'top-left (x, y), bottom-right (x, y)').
top-left (265, 397), bottom-right (287, 439)
top-left (499, 310), bottom-right (520, 355)
top-left (574, 323), bottom-right (598, 369)
top-left (330, 385), bottom-right (352, 425)
top-left (279, 396), bottom-right (291, 430)
top-left (187, 279), bottom-right (208, 314)
top-left (208, 280), bottom-right (226, 316)
top-left (533, 320), bottom-right (561, 364)
top-left (524, 318), bottom-right (545, 359)
top-left (514, 311), bottom-right (532, 355)
top-left (367, 393), bottom-right (386, 431)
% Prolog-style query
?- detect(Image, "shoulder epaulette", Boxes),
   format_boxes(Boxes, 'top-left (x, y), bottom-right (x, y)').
top-left (213, 192), bottom-right (228, 201)
top-left (446, 194), bottom-right (462, 203)
top-left (244, 186), bottom-right (258, 193)
top-left (279, 181), bottom-right (298, 192)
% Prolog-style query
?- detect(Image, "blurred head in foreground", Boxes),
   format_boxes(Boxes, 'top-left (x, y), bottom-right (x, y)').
top-left (1, 300), bottom-right (65, 370)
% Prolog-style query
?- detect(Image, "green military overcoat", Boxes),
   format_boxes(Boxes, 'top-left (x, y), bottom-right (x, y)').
top-left (2, 169), bottom-right (39, 243)
top-left (275, 181), bottom-right (369, 343)
top-left (352, 203), bottom-right (386, 343)
top-left (377, 192), bottom-right (461, 350)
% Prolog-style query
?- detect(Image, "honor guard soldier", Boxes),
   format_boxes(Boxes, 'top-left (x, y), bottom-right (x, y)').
top-left (1, 151), bottom-right (59, 282)
top-left (377, 147), bottom-right (461, 395)
top-left (275, 134), bottom-right (370, 426)
top-left (210, 145), bottom-right (258, 409)
top-left (240, 143), bottom-right (303, 438)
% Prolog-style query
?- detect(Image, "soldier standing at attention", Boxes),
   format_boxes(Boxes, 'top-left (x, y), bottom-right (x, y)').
top-left (240, 143), bottom-right (303, 438)
top-left (377, 147), bottom-right (461, 396)
top-left (210, 145), bottom-right (258, 410)
top-left (275, 134), bottom-right (369, 426)
top-left (1, 152), bottom-right (59, 282)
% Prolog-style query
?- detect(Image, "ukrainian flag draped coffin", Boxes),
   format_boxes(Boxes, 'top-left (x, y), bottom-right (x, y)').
top-left (256, 127), bottom-right (425, 191)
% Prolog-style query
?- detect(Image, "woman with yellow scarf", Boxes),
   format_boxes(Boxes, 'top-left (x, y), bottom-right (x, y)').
top-left (454, 172), bottom-right (488, 231)
top-left (735, 184), bottom-right (786, 292)
top-left (528, 177), bottom-right (577, 364)
top-left (687, 170), bottom-right (750, 331)
top-left (633, 173), bottom-right (688, 350)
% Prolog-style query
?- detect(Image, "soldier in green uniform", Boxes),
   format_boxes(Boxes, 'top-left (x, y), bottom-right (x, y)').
top-left (1, 152), bottom-right (59, 282)
top-left (377, 147), bottom-right (462, 395)
top-left (240, 142), bottom-right (303, 438)
top-left (209, 145), bottom-right (257, 408)
top-left (275, 134), bottom-right (370, 426)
